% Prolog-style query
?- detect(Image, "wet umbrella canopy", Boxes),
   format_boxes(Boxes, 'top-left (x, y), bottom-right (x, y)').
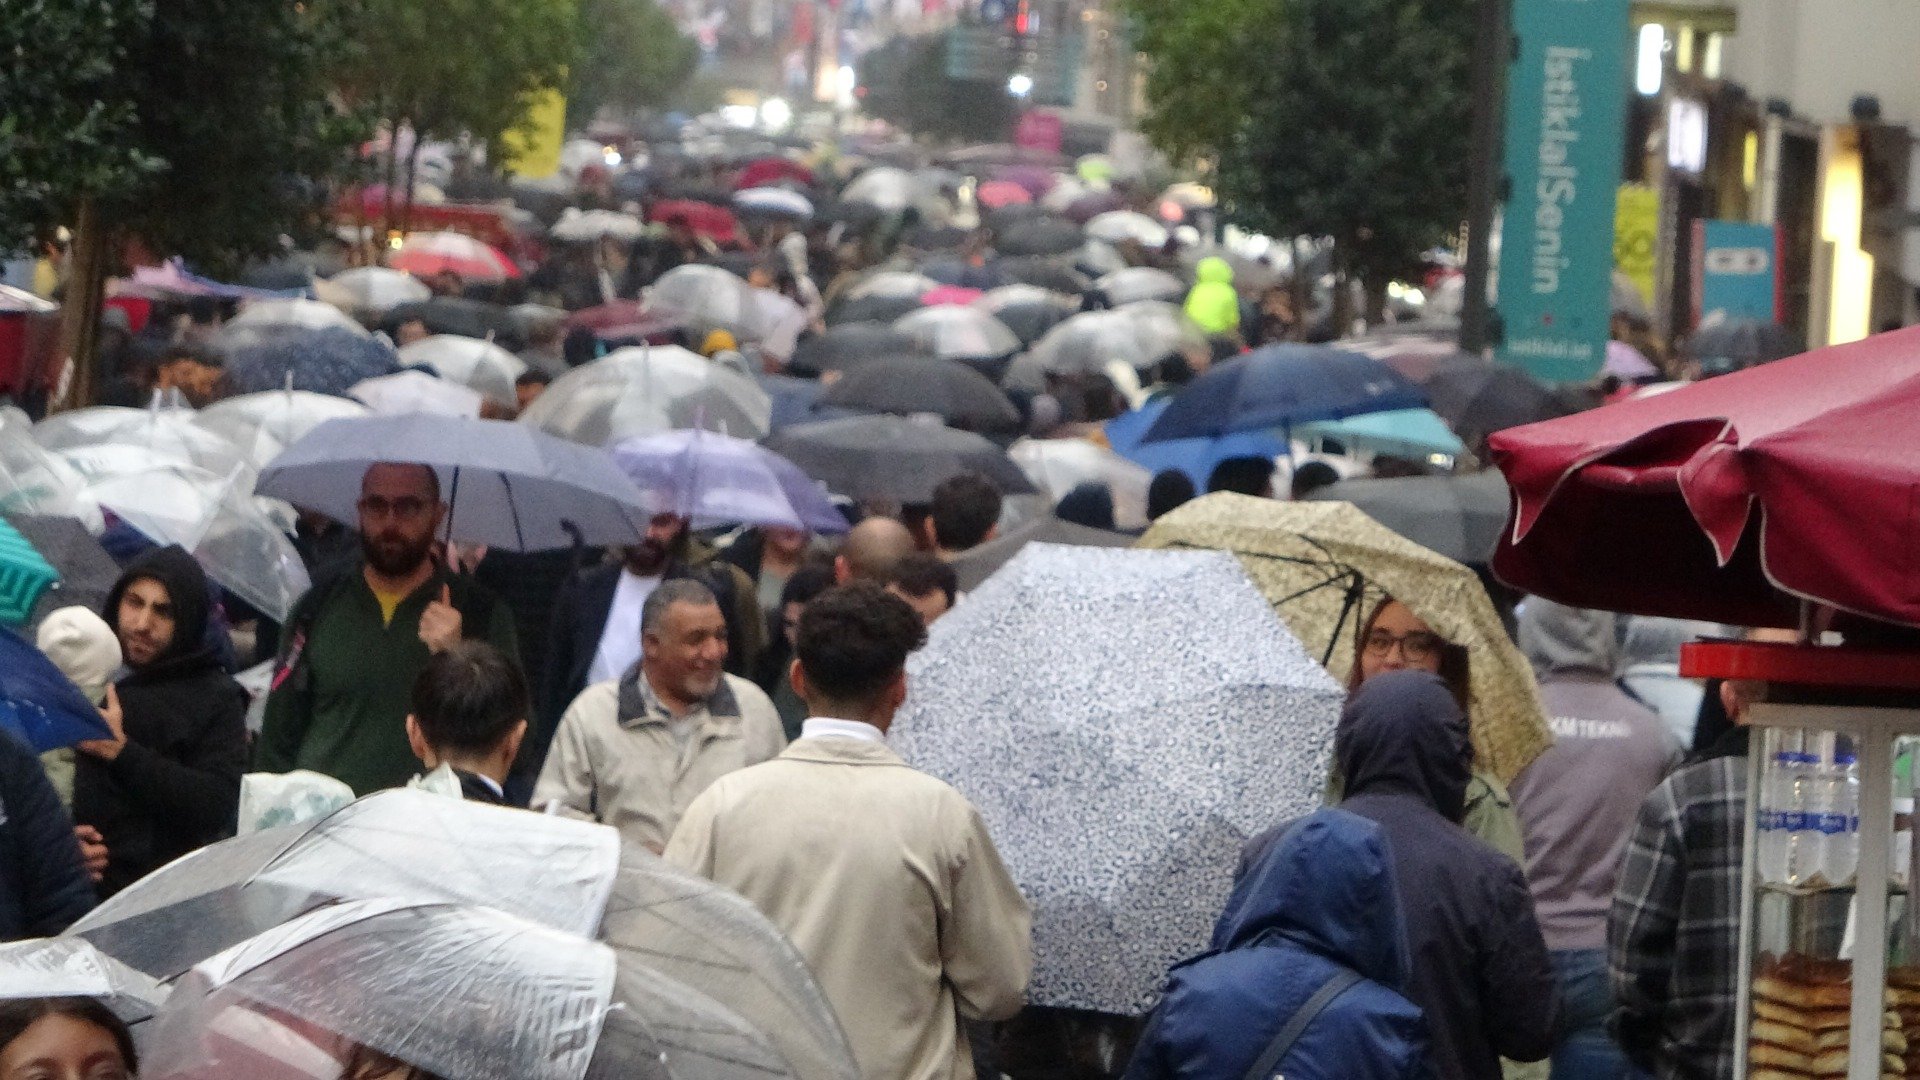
top-left (227, 327), bottom-right (400, 397)
top-left (0, 938), bottom-right (167, 1024)
top-left (973, 285), bottom-right (1079, 346)
top-left (193, 390), bottom-right (372, 471)
top-left (519, 345), bottom-right (773, 445)
top-left (787, 323), bottom-right (930, 377)
top-left (992, 216), bottom-right (1085, 258)
top-left (990, 257), bottom-right (1092, 296)
top-left (824, 292), bottom-right (925, 327)
top-left (764, 414), bottom-right (1036, 503)
top-left (1141, 344), bottom-right (1427, 443)
top-left (220, 299), bottom-right (370, 351)
top-left (892, 544), bottom-right (1344, 1013)
top-left (648, 264), bottom-right (770, 342)
top-left (1093, 266), bottom-right (1186, 308)
top-left (1421, 353), bottom-right (1576, 452)
top-left (397, 334), bottom-right (528, 408)
top-left (610, 429), bottom-right (846, 534)
top-left (893, 305), bottom-right (1021, 365)
top-left (820, 356), bottom-right (1021, 433)
top-left (1683, 317), bottom-right (1804, 375)
top-left (35, 404), bottom-right (257, 484)
top-left (1304, 470), bottom-right (1510, 566)
top-left (319, 267), bottom-right (429, 314)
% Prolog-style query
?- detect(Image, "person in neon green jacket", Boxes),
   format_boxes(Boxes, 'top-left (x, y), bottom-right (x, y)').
top-left (1183, 255), bottom-right (1241, 336)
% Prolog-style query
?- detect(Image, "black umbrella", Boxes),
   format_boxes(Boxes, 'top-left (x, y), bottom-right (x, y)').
top-left (820, 356), bottom-right (1022, 433)
top-left (2, 514), bottom-right (122, 632)
top-left (905, 224), bottom-right (970, 251)
top-left (993, 215), bottom-right (1084, 258)
top-left (975, 286), bottom-right (1078, 346)
top-left (984, 203), bottom-right (1052, 234)
top-left (386, 297), bottom-right (524, 350)
top-left (825, 293), bottom-right (924, 327)
top-left (1304, 471), bottom-right (1510, 565)
top-left (788, 323), bottom-right (930, 377)
top-left (1421, 354), bottom-right (1573, 451)
top-left (992, 256), bottom-right (1092, 296)
top-left (1684, 318), bottom-right (1804, 376)
top-left (816, 200), bottom-right (887, 233)
top-left (764, 415), bottom-right (1037, 504)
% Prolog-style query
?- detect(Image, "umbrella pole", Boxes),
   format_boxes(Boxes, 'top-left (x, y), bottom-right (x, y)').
top-left (443, 465), bottom-right (461, 549)
top-left (499, 473), bottom-right (527, 551)
top-left (1325, 572), bottom-right (1366, 667)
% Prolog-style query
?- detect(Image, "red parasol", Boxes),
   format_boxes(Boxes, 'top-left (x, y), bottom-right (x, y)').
top-left (733, 158), bottom-right (815, 191)
top-left (1489, 326), bottom-right (1920, 628)
top-left (647, 199), bottom-right (742, 246)
top-left (390, 231), bottom-right (519, 281)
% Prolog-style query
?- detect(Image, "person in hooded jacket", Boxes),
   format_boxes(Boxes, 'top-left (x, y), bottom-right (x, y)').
top-left (1123, 808), bottom-right (1432, 1080)
top-left (1243, 671), bottom-right (1560, 1080)
top-left (1182, 256), bottom-right (1241, 339)
top-left (74, 546), bottom-right (248, 896)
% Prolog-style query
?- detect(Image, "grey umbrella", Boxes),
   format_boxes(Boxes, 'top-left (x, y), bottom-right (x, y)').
top-left (947, 514), bottom-right (1132, 592)
top-left (973, 285), bottom-right (1079, 347)
top-left (764, 414), bottom-right (1036, 504)
top-left (787, 323), bottom-right (929, 377)
top-left (1305, 469), bottom-right (1511, 565)
top-left (1093, 267), bottom-right (1186, 307)
top-left (819, 356), bottom-right (1022, 433)
top-left (257, 414), bottom-right (654, 551)
top-left (994, 216), bottom-right (1084, 258)
top-left (891, 544), bottom-right (1345, 1014)
top-left (2, 513), bottom-right (121, 631)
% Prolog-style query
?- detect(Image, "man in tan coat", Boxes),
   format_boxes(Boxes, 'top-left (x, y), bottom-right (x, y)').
top-left (535, 579), bottom-right (784, 851)
top-left (666, 583), bottom-right (1032, 1080)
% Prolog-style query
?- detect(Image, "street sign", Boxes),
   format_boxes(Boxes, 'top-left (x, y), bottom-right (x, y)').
top-left (1495, 0), bottom-right (1633, 382)
top-left (1695, 220), bottom-right (1777, 323)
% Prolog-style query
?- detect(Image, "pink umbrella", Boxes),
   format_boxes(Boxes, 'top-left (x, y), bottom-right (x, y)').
top-left (390, 232), bottom-right (519, 281)
top-left (977, 180), bottom-right (1033, 210)
top-left (993, 165), bottom-right (1058, 198)
top-left (922, 285), bottom-right (985, 307)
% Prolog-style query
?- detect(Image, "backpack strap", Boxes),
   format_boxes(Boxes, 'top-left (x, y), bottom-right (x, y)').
top-left (1241, 968), bottom-right (1365, 1080)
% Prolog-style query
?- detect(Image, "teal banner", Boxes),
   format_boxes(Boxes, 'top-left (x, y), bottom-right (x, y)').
top-left (1495, 0), bottom-right (1632, 382)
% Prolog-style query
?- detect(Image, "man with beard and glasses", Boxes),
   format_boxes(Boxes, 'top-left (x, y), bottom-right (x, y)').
top-left (521, 511), bottom-right (762, 799)
top-left (257, 463), bottom-right (519, 796)
top-left (534, 579), bottom-right (784, 852)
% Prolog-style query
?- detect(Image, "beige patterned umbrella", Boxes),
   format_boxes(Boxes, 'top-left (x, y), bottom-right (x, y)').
top-left (1137, 492), bottom-right (1551, 782)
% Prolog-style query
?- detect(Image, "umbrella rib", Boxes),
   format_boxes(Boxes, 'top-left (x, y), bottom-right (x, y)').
top-left (501, 473), bottom-right (526, 552)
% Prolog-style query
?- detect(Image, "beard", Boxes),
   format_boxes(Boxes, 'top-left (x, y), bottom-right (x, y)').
top-left (624, 533), bottom-right (681, 576)
top-left (363, 528), bottom-right (434, 577)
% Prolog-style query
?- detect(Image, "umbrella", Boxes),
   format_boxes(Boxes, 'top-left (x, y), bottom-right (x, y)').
top-left (1422, 354), bottom-right (1575, 451)
top-left (892, 544), bottom-right (1345, 1013)
top-left (550, 208), bottom-right (647, 242)
top-left (893, 305), bottom-right (1020, 366)
top-left (318, 266), bottom-right (429, 313)
top-left (945, 143), bottom-right (1070, 169)
top-left (946, 515), bottom-right (1133, 592)
top-left (991, 257), bottom-right (1091, 296)
top-left (904, 224), bottom-right (971, 252)
top-left (2, 513), bottom-right (120, 629)
top-left (386, 296), bottom-right (524, 347)
top-left (984, 203), bottom-right (1052, 235)
top-left (1140, 345), bottom-right (1427, 443)
top-left (0, 938), bottom-right (167, 1024)
top-left (227, 327), bottom-right (401, 397)
top-left (1295, 407), bottom-right (1466, 460)
top-left (391, 230), bottom-right (520, 281)
top-left (0, 624), bottom-right (114, 750)
top-left (733, 187), bottom-right (814, 221)
top-left (1008, 438), bottom-right (1154, 530)
top-left (35, 405), bottom-right (257, 483)
top-left (920, 284), bottom-right (984, 307)
top-left (647, 199), bottom-right (743, 246)
top-left (600, 846), bottom-right (859, 1080)
top-left (0, 410), bottom-right (104, 530)
top-left (1085, 211), bottom-right (1169, 248)
top-left (1490, 324), bottom-right (1920, 629)
top-left (841, 166), bottom-right (928, 212)
top-left (1304, 470), bottom-right (1511, 565)
top-left (1076, 239), bottom-right (1130, 278)
top-left (1013, 305), bottom-right (1204, 389)
top-left (193, 390), bottom-right (372, 471)
top-left (1094, 266), bottom-right (1185, 307)
top-left (648, 264), bottom-right (769, 342)
top-left (609, 429), bottom-right (847, 534)
top-left (1139, 493), bottom-right (1551, 782)
top-left (220, 298), bottom-right (369, 350)
top-left (734, 157), bottom-right (815, 190)
top-left (1342, 329), bottom-right (1466, 384)
top-left (1064, 191), bottom-right (1127, 224)
top-left (67, 788), bottom-right (621, 980)
top-left (787, 323), bottom-right (929, 377)
top-left (756, 373), bottom-right (856, 432)
top-left (824, 292), bottom-right (924, 326)
top-left (993, 217), bottom-right (1084, 258)
top-left (993, 164), bottom-right (1058, 197)
top-left (764, 415), bottom-right (1036, 504)
top-left (259, 414), bottom-right (655, 551)
top-left (976, 180), bottom-right (1032, 210)
top-left (139, 899), bottom-right (619, 1080)
top-left (519, 346), bottom-right (773, 445)
top-left (77, 463), bottom-right (312, 623)
top-left (398, 334), bottom-right (527, 407)
top-left (1683, 317), bottom-right (1804, 376)
top-left (1103, 398), bottom-right (1290, 490)
top-left (819, 356), bottom-right (1021, 433)
top-left (349, 369), bottom-right (483, 417)
top-left (973, 285), bottom-right (1077, 346)
top-left (1610, 269), bottom-right (1651, 320)
top-left (0, 518), bottom-right (56, 625)
top-left (846, 271), bottom-right (941, 301)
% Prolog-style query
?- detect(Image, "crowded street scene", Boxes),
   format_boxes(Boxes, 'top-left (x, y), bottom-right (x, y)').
top-left (3, 0), bottom-right (1919, 1077)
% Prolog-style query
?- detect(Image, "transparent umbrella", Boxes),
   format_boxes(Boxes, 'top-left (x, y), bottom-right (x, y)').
top-left (1010, 305), bottom-right (1206, 390)
top-left (221, 298), bottom-right (370, 350)
top-left (349, 369), bottom-right (484, 417)
top-left (35, 404), bottom-right (256, 482)
top-left (1094, 266), bottom-right (1186, 307)
top-left (1008, 438), bottom-right (1153, 530)
top-left (1085, 211), bottom-right (1169, 248)
top-left (520, 345), bottom-right (773, 445)
top-left (74, 463), bottom-right (310, 623)
top-left (846, 271), bottom-right (940, 301)
top-left (317, 267), bottom-right (429, 313)
top-left (841, 166), bottom-right (929, 212)
top-left (0, 408), bottom-right (102, 530)
top-left (893, 305), bottom-right (1020, 364)
top-left (0, 938), bottom-right (168, 1024)
top-left (397, 334), bottom-right (527, 407)
top-left (193, 391), bottom-right (371, 471)
top-left (648, 265), bottom-right (770, 343)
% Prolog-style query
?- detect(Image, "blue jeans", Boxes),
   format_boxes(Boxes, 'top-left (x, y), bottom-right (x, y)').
top-left (1550, 948), bottom-right (1640, 1080)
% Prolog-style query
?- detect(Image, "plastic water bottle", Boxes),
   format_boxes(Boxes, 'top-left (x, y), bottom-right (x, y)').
top-left (1782, 741), bottom-right (1823, 887)
top-left (1819, 751), bottom-right (1860, 887)
top-left (1758, 728), bottom-right (1799, 885)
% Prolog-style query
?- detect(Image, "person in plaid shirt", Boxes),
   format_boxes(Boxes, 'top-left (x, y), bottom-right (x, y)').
top-left (1608, 674), bottom-right (1762, 1080)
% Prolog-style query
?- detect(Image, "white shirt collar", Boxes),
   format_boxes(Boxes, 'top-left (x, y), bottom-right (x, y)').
top-left (800, 717), bottom-right (887, 744)
top-left (466, 771), bottom-right (505, 798)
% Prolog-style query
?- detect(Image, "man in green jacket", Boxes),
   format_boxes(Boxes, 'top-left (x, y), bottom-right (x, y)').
top-left (256, 463), bottom-right (518, 796)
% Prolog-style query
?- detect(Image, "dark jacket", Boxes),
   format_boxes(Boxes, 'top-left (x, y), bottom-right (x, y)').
top-left (76, 546), bottom-right (248, 896)
top-left (1124, 809), bottom-right (1432, 1080)
top-left (1242, 672), bottom-right (1560, 1080)
top-left (0, 728), bottom-right (94, 939)
top-left (455, 768), bottom-right (509, 805)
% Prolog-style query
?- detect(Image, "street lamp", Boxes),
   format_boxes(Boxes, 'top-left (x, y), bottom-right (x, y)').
top-left (1007, 72), bottom-right (1034, 98)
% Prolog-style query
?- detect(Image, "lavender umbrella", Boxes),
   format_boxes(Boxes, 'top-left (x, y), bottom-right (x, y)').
top-left (610, 429), bottom-right (847, 534)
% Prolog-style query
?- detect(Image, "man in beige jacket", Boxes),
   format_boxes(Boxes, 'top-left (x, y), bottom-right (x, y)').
top-left (534, 579), bottom-right (784, 851)
top-left (666, 583), bottom-right (1033, 1080)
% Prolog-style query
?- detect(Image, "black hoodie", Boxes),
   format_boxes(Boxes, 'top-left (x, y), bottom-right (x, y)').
top-left (75, 545), bottom-right (247, 895)
top-left (1246, 671), bottom-right (1561, 1080)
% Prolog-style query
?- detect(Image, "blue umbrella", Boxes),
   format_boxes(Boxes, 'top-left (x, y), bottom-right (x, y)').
top-left (257, 415), bottom-right (655, 551)
top-left (0, 626), bottom-right (112, 751)
top-left (1105, 399), bottom-right (1290, 490)
top-left (1295, 407), bottom-right (1466, 460)
top-left (227, 328), bottom-right (400, 397)
top-left (1140, 344), bottom-right (1427, 443)
top-left (611, 429), bottom-right (848, 534)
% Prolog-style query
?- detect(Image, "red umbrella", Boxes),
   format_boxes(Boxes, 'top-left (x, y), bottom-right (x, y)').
top-left (976, 180), bottom-right (1032, 210)
top-left (1489, 326), bottom-right (1920, 628)
top-left (390, 231), bottom-right (519, 281)
top-left (647, 199), bottom-right (742, 246)
top-left (922, 285), bottom-right (985, 307)
top-left (733, 158), bottom-right (815, 191)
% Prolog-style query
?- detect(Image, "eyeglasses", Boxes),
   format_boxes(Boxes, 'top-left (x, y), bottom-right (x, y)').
top-left (357, 495), bottom-right (433, 522)
top-left (1363, 629), bottom-right (1445, 663)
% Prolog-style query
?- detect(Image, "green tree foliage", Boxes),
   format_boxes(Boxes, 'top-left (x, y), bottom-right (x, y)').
top-left (570, 0), bottom-right (700, 123)
top-left (858, 31), bottom-right (1016, 144)
top-left (1129, 0), bottom-right (1472, 297)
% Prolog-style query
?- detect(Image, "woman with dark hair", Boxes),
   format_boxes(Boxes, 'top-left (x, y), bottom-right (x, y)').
top-left (1343, 597), bottom-right (1527, 865)
top-left (0, 997), bottom-right (137, 1080)
top-left (338, 1044), bottom-right (446, 1080)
